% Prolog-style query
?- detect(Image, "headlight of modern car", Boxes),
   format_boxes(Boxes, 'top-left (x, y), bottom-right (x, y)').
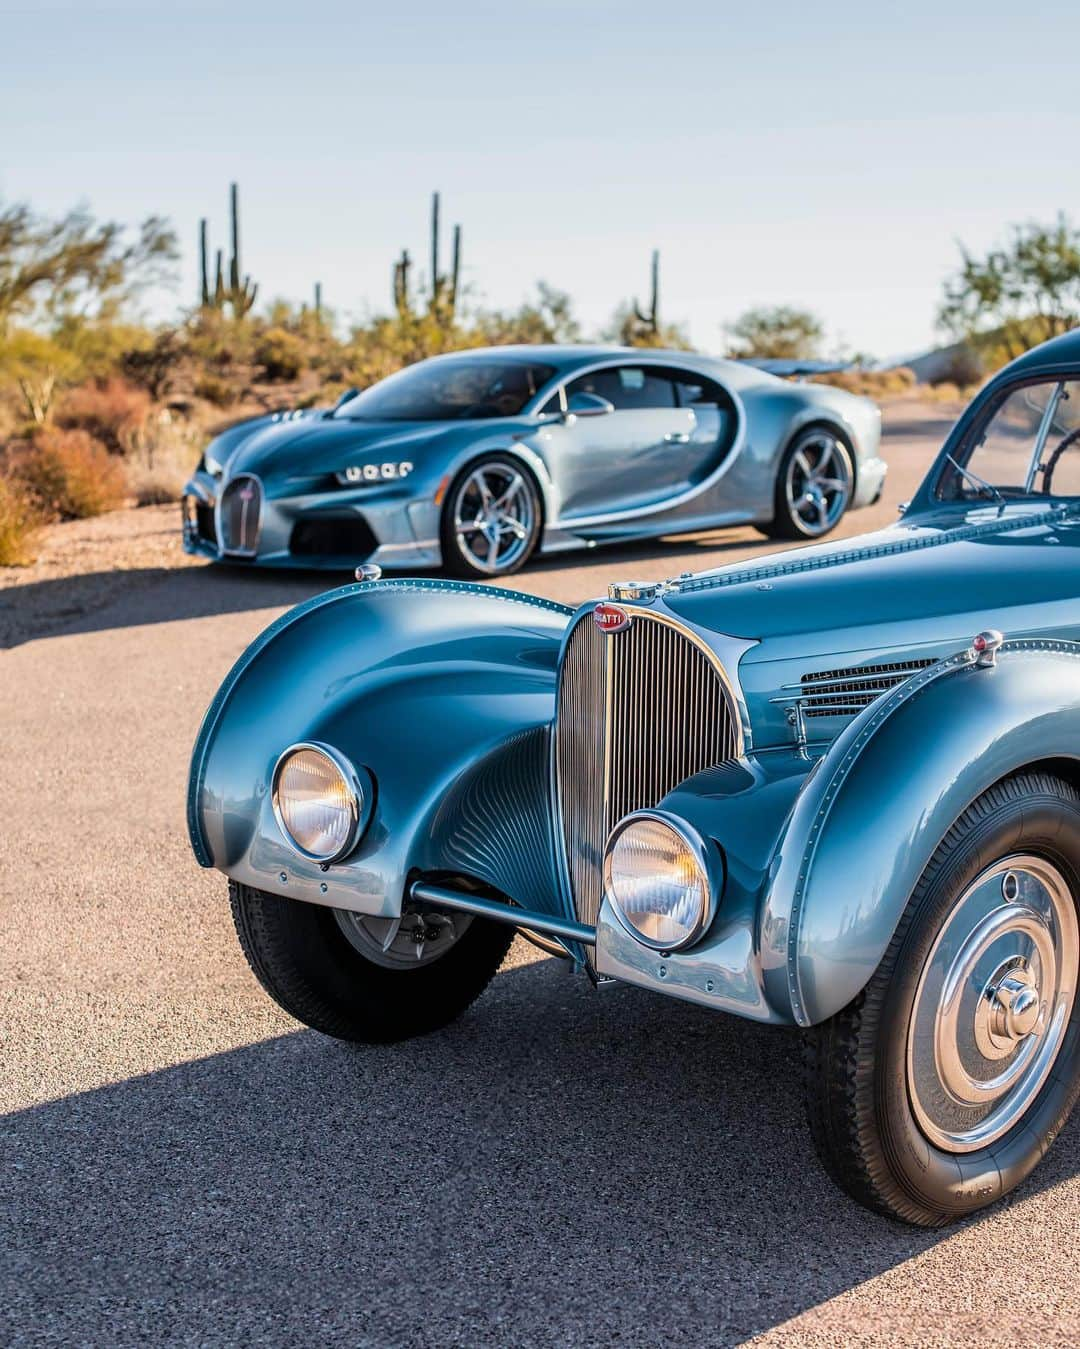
top-left (336, 460), bottom-right (415, 486)
top-left (272, 743), bottom-right (364, 862)
top-left (603, 812), bottom-right (717, 950)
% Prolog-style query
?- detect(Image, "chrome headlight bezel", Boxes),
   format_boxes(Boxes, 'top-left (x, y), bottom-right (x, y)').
top-left (602, 810), bottom-right (719, 952)
top-left (271, 741), bottom-right (365, 864)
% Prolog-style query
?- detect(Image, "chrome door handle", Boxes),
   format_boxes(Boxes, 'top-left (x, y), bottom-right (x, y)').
top-left (664, 432), bottom-right (690, 444)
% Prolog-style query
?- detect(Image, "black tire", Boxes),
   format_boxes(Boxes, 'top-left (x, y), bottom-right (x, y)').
top-left (230, 882), bottom-right (515, 1043)
top-left (804, 773), bottom-right (1080, 1226)
top-left (756, 425), bottom-right (854, 541)
top-left (440, 454), bottom-right (543, 578)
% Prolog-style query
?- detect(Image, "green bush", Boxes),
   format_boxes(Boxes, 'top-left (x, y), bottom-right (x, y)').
top-left (21, 428), bottom-right (127, 520)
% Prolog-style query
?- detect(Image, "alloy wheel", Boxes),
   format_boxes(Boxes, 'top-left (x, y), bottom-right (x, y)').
top-left (784, 432), bottom-right (852, 535)
top-left (451, 463), bottom-right (536, 574)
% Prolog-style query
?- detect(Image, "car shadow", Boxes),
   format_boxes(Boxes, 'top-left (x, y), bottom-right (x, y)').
top-left (4, 957), bottom-right (1076, 1345)
top-left (0, 528), bottom-right (783, 650)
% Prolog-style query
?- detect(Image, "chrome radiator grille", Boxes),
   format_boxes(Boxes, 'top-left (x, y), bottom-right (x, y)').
top-left (219, 474), bottom-right (262, 555)
top-left (554, 611), bottom-right (739, 932)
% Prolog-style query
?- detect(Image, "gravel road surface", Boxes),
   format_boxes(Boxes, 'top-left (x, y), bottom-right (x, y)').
top-left (2, 400), bottom-right (1077, 1346)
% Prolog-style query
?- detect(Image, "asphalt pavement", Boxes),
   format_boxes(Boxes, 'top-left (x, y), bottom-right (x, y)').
top-left (2, 402), bottom-right (1077, 1346)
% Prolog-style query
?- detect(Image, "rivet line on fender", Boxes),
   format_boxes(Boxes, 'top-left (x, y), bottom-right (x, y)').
top-left (783, 637), bottom-right (1080, 1025)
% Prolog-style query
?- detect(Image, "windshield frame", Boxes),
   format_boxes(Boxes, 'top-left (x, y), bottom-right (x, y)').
top-left (932, 370), bottom-right (1080, 505)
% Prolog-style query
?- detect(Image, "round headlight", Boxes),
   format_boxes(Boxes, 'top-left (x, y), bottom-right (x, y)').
top-left (272, 743), bottom-right (361, 862)
top-left (603, 814), bottom-right (715, 950)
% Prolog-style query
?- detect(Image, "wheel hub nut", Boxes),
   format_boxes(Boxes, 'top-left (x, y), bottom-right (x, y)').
top-left (989, 971), bottom-right (1041, 1043)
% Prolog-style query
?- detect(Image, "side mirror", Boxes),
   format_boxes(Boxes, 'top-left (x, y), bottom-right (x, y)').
top-left (565, 391), bottom-right (615, 421)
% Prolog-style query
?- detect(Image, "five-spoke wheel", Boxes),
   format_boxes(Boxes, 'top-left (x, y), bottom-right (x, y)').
top-left (441, 455), bottom-right (542, 577)
top-left (760, 426), bottom-right (854, 540)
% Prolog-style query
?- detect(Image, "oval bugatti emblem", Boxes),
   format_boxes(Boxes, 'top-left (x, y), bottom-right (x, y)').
top-left (593, 603), bottom-right (630, 633)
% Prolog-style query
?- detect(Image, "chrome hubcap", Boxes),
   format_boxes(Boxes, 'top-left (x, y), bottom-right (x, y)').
top-left (333, 906), bottom-right (471, 969)
top-left (453, 464), bottom-right (534, 573)
top-left (907, 856), bottom-right (1078, 1153)
top-left (785, 433), bottom-right (852, 534)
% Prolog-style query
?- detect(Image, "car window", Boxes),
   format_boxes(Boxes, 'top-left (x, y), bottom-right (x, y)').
top-left (566, 366), bottom-right (676, 411)
top-left (671, 371), bottom-right (727, 408)
top-left (537, 390), bottom-right (563, 417)
top-left (940, 377), bottom-right (1080, 499)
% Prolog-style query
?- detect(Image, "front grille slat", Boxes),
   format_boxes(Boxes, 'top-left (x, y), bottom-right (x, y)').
top-left (219, 474), bottom-right (262, 555)
top-left (555, 612), bottom-right (739, 935)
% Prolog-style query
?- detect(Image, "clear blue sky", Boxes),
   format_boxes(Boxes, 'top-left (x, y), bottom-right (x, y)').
top-left (2, 1), bottom-right (1078, 360)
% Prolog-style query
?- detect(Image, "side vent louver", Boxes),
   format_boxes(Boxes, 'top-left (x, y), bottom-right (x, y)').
top-left (795, 658), bottom-right (936, 718)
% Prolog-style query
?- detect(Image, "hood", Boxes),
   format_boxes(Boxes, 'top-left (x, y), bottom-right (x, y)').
top-left (664, 503), bottom-right (1080, 662)
top-left (227, 416), bottom-right (469, 482)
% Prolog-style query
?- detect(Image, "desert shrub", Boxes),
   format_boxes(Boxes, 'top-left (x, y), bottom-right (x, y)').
top-left (0, 475), bottom-right (42, 565)
top-left (56, 376), bottom-right (150, 454)
top-left (813, 366), bottom-right (917, 398)
top-left (255, 325), bottom-right (307, 381)
top-left (20, 428), bottom-right (127, 520)
top-left (125, 411), bottom-right (201, 505)
top-left (193, 373), bottom-right (239, 407)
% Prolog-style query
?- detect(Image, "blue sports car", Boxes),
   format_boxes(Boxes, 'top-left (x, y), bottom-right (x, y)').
top-left (182, 345), bottom-right (886, 577)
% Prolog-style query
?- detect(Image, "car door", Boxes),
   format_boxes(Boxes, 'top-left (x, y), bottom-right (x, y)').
top-left (553, 365), bottom-right (689, 518)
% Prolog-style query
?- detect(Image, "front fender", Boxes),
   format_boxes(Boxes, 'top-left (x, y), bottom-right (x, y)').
top-left (761, 639), bottom-right (1080, 1026)
top-left (188, 578), bottom-right (572, 919)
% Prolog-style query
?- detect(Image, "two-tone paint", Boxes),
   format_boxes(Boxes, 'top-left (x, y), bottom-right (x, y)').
top-left (181, 344), bottom-right (885, 572)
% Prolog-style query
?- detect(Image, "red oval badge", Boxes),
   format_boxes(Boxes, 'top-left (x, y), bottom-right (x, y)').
top-left (593, 603), bottom-right (630, 634)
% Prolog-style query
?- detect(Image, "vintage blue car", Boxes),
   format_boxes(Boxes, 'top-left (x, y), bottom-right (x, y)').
top-left (189, 331), bottom-right (1080, 1225)
top-left (181, 345), bottom-right (886, 577)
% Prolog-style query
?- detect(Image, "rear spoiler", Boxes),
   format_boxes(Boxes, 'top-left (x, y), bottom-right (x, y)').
top-left (742, 358), bottom-right (853, 380)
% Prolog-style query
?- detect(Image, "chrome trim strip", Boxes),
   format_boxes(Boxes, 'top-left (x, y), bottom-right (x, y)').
top-left (524, 356), bottom-right (747, 531)
top-left (409, 880), bottom-right (596, 945)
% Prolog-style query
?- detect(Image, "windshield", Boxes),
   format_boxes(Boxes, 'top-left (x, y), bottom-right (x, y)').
top-left (939, 377), bottom-right (1080, 500)
top-left (335, 359), bottom-right (556, 422)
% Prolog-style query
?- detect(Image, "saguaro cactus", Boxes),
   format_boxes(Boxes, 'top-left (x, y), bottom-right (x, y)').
top-left (633, 249), bottom-right (661, 336)
top-left (226, 182), bottom-right (258, 318)
top-left (392, 248), bottom-right (412, 317)
top-left (198, 184), bottom-right (259, 317)
top-left (199, 219), bottom-right (210, 307)
top-left (427, 192), bottom-right (462, 325)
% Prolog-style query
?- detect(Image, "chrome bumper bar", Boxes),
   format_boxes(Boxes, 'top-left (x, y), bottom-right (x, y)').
top-left (409, 880), bottom-right (596, 945)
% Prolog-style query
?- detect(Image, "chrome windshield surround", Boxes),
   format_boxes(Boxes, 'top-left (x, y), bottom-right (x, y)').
top-left (552, 601), bottom-right (749, 943)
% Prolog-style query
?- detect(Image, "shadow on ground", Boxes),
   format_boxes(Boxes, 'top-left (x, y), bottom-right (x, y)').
top-left (4, 959), bottom-right (1076, 1346)
top-left (0, 527), bottom-right (785, 649)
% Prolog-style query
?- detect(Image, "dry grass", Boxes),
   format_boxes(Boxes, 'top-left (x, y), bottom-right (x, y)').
top-left (125, 411), bottom-right (202, 506)
top-left (0, 475), bottom-right (42, 566)
top-left (812, 366), bottom-right (918, 397)
top-left (20, 428), bottom-right (128, 520)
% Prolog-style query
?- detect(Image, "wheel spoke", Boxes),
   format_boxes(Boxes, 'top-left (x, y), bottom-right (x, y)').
top-left (794, 450), bottom-right (813, 479)
top-left (494, 472), bottom-right (523, 510)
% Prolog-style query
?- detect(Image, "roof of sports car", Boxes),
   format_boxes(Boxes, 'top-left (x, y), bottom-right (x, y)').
top-left (424, 343), bottom-right (773, 386)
